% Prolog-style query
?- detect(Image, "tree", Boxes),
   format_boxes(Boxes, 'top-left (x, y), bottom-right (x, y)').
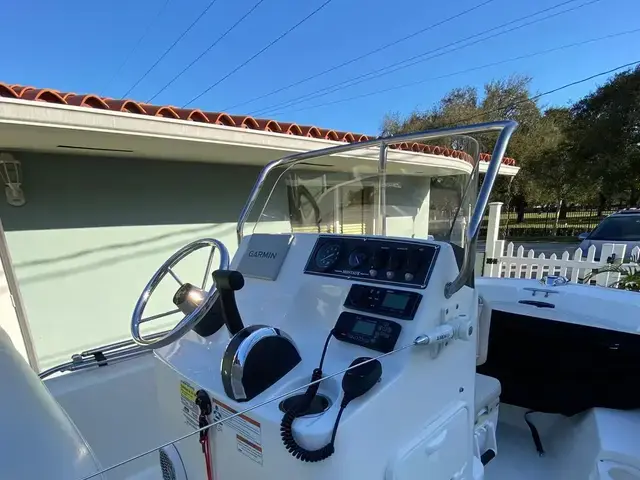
top-left (381, 66), bottom-right (640, 230)
top-left (381, 75), bottom-right (560, 221)
top-left (526, 108), bottom-right (591, 231)
top-left (567, 66), bottom-right (640, 209)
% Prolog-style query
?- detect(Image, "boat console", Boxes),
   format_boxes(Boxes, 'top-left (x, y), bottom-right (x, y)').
top-left (150, 233), bottom-right (482, 479)
top-left (125, 120), bottom-right (519, 480)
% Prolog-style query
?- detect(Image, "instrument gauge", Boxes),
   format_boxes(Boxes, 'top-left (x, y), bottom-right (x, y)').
top-left (315, 243), bottom-right (341, 270)
top-left (348, 249), bottom-right (368, 268)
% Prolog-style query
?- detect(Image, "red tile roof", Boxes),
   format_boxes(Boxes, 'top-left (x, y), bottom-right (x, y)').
top-left (0, 83), bottom-right (516, 166)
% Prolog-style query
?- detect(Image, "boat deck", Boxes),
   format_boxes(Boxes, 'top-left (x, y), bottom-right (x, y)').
top-left (483, 404), bottom-right (573, 480)
top-left (485, 422), bottom-right (564, 479)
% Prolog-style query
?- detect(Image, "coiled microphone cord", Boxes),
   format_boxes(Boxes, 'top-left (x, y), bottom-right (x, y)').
top-left (280, 330), bottom-right (341, 462)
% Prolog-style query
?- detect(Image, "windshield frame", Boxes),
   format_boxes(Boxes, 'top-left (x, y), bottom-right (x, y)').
top-left (236, 121), bottom-right (516, 245)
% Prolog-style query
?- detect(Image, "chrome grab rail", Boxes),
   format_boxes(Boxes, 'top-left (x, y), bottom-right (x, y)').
top-left (38, 330), bottom-right (169, 380)
top-left (236, 120), bottom-right (518, 299)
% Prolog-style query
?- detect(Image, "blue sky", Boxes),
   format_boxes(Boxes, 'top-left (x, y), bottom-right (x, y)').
top-left (2, 0), bottom-right (638, 134)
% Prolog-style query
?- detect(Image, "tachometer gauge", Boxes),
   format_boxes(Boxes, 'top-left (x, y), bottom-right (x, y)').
top-left (315, 243), bottom-right (341, 270)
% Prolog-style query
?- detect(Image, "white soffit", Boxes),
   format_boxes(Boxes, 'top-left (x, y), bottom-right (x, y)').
top-left (0, 98), bottom-right (519, 176)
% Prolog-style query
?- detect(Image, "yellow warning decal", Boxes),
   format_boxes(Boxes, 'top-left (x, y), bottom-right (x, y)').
top-left (180, 380), bottom-right (196, 403)
top-left (179, 380), bottom-right (198, 429)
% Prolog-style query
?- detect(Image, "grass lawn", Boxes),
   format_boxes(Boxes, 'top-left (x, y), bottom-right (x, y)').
top-left (479, 209), bottom-right (611, 235)
top-left (504, 236), bottom-right (579, 243)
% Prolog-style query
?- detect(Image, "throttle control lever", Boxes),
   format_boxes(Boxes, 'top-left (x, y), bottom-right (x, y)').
top-left (212, 270), bottom-right (245, 336)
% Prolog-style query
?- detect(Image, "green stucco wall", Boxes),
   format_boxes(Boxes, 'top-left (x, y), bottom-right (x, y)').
top-left (0, 152), bottom-right (288, 369)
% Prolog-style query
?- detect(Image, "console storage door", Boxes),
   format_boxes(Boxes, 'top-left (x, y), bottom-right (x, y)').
top-left (388, 406), bottom-right (471, 480)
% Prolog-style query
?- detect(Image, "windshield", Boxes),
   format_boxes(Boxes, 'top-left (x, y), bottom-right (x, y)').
top-left (246, 137), bottom-right (480, 246)
top-left (589, 215), bottom-right (640, 241)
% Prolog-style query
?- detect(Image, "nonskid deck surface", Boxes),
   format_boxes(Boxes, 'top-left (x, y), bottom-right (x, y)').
top-left (485, 422), bottom-right (564, 479)
top-left (485, 404), bottom-right (572, 480)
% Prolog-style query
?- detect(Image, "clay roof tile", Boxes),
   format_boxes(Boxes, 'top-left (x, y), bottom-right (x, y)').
top-left (0, 82), bottom-right (516, 166)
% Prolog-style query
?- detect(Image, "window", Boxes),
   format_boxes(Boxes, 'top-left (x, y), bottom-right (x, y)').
top-left (589, 215), bottom-right (640, 241)
top-left (286, 174), bottom-right (373, 235)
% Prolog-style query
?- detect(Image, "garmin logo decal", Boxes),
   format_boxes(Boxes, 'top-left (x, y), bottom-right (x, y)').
top-left (237, 234), bottom-right (292, 281)
top-left (248, 250), bottom-right (277, 259)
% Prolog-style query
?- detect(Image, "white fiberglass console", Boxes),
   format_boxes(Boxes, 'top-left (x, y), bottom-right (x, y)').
top-left (153, 233), bottom-right (479, 480)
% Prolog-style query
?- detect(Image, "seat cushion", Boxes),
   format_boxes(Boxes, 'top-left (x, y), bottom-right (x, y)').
top-left (0, 326), bottom-right (104, 480)
top-left (475, 374), bottom-right (501, 416)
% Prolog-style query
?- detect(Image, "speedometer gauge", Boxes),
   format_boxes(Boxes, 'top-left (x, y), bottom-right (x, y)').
top-left (315, 243), bottom-right (341, 270)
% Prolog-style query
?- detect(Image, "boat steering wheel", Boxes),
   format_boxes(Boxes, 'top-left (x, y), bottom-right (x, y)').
top-left (130, 238), bottom-right (230, 349)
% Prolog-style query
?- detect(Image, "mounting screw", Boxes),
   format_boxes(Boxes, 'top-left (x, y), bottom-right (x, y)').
top-left (459, 387), bottom-right (464, 393)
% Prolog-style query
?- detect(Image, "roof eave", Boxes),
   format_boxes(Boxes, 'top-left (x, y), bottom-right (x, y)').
top-left (0, 98), bottom-right (520, 176)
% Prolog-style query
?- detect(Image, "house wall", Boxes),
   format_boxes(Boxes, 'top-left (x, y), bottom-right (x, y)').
top-left (0, 152), bottom-right (290, 370)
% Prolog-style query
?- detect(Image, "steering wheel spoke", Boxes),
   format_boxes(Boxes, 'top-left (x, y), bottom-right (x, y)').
top-left (167, 268), bottom-right (183, 286)
top-left (202, 245), bottom-right (216, 290)
top-left (131, 238), bottom-right (230, 348)
top-left (140, 308), bottom-right (181, 324)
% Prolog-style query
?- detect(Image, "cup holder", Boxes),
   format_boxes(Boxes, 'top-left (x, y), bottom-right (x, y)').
top-left (279, 393), bottom-right (332, 417)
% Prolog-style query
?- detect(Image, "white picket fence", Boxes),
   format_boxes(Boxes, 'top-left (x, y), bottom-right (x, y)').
top-left (484, 240), bottom-right (639, 286)
top-left (482, 202), bottom-right (639, 287)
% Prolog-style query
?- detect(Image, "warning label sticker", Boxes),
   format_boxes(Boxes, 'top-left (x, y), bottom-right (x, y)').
top-left (236, 435), bottom-right (263, 464)
top-left (179, 380), bottom-right (199, 429)
top-left (212, 398), bottom-right (263, 465)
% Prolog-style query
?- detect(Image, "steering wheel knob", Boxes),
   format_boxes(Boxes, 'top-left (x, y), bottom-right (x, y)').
top-left (173, 283), bottom-right (206, 315)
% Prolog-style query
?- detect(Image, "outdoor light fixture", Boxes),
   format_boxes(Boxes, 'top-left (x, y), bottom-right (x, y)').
top-left (0, 152), bottom-right (25, 207)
